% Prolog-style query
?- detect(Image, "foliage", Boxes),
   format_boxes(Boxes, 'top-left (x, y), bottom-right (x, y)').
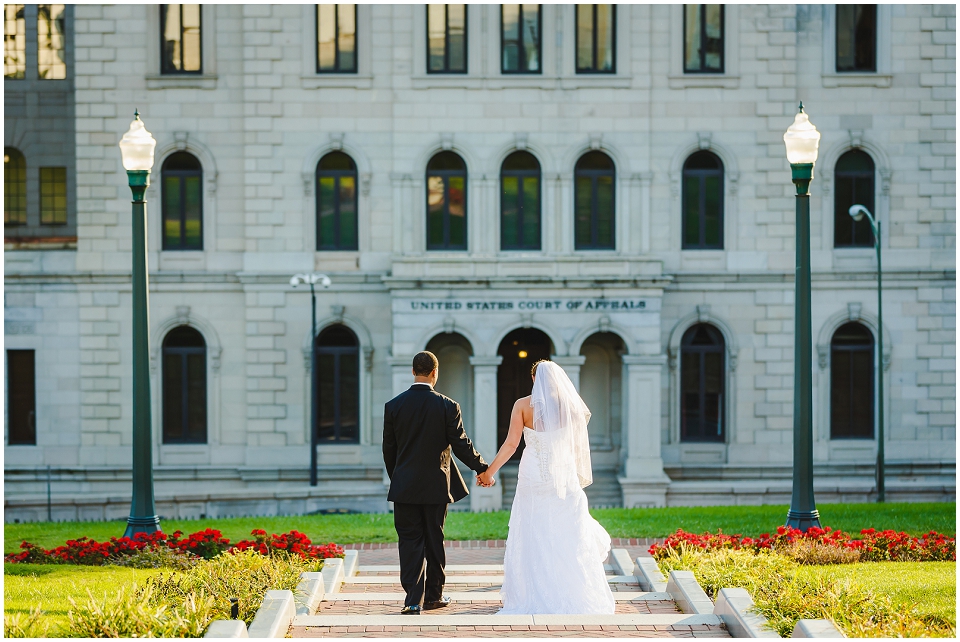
top-left (65, 549), bottom-right (320, 636)
top-left (5, 528), bottom-right (344, 566)
top-left (5, 503), bottom-right (955, 552)
top-left (649, 526), bottom-right (956, 564)
top-left (108, 547), bottom-right (201, 570)
top-left (4, 606), bottom-right (49, 638)
top-left (658, 545), bottom-right (956, 638)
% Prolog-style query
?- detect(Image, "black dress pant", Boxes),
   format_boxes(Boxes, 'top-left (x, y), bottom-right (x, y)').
top-left (393, 502), bottom-right (448, 607)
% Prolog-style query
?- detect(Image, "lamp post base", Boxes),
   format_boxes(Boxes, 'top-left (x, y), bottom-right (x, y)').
top-left (123, 514), bottom-right (161, 538)
top-left (785, 509), bottom-right (821, 531)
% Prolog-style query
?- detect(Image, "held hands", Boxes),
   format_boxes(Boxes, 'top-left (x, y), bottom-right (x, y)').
top-left (476, 470), bottom-right (496, 487)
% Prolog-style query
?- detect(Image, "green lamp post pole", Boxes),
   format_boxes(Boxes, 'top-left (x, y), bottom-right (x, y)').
top-left (290, 273), bottom-right (332, 487)
top-left (783, 103), bottom-right (822, 532)
top-left (119, 111), bottom-right (160, 537)
top-left (849, 204), bottom-right (884, 503)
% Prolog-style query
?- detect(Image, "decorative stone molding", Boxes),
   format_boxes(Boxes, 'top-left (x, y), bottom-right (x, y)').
top-left (440, 133), bottom-right (454, 151)
top-left (330, 305), bottom-right (345, 322)
top-left (816, 305), bottom-right (892, 372)
top-left (328, 132), bottom-right (344, 151)
top-left (443, 316), bottom-right (456, 334)
top-left (514, 132), bottom-right (528, 150)
top-left (588, 133), bottom-right (603, 150)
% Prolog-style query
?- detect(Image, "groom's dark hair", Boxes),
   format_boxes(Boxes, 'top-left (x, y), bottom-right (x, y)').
top-left (531, 359), bottom-right (549, 377)
top-left (413, 351), bottom-right (439, 376)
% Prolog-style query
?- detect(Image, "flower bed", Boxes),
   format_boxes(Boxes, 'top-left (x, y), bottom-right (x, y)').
top-left (649, 526), bottom-right (956, 563)
top-left (4, 528), bottom-right (344, 566)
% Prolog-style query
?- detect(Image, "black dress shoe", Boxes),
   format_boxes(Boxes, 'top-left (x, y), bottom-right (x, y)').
top-left (423, 596), bottom-right (451, 610)
top-left (400, 605), bottom-right (421, 615)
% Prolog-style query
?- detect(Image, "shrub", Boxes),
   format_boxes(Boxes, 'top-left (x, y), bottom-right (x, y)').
top-left (68, 585), bottom-right (216, 638)
top-left (232, 529), bottom-right (345, 560)
top-left (108, 547), bottom-right (201, 570)
top-left (782, 540), bottom-right (862, 565)
top-left (4, 606), bottom-right (49, 638)
top-left (658, 545), bottom-right (956, 638)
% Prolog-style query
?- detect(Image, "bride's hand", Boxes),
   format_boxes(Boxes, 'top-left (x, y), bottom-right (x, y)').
top-left (477, 471), bottom-right (495, 487)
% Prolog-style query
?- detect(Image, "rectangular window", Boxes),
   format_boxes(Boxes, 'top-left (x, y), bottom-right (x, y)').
top-left (7, 350), bottom-right (36, 445)
top-left (39, 167), bottom-right (67, 225)
top-left (5, 149), bottom-right (27, 225)
top-left (427, 4), bottom-right (467, 74)
top-left (575, 4), bottom-right (615, 74)
top-left (684, 4), bottom-right (723, 73)
top-left (836, 4), bottom-right (876, 72)
top-left (317, 4), bottom-right (357, 73)
top-left (501, 4), bottom-right (541, 74)
top-left (4, 4), bottom-right (25, 79)
top-left (160, 4), bottom-right (202, 74)
top-left (38, 4), bottom-right (66, 79)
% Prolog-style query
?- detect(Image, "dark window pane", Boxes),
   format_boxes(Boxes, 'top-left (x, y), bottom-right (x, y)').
top-left (7, 350), bottom-right (36, 445)
top-left (316, 152), bottom-right (358, 250)
top-left (837, 4), bottom-right (876, 72)
top-left (502, 5), bottom-right (520, 71)
top-left (685, 5), bottom-right (723, 73)
top-left (682, 152), bottom-right (723, 249)
top-left (680, 324), bottom-right (724, 442)
top-left (834, 150), bottom-right (875, 247)
top-left (596, 175), bottom-right (614, 247)
top-left (574, 152), bottom-right (615, 250)
top-left (162, 326), bottom-right (206, 444)
top-left (501, 176), bottom-right (519, 247)
top-left (161, 4), bottom-right (202, 74)
top-left (574, 176), bottom-right (593, 247)
top-left (427, 152), bottom-right (467, 250)
top-left (39, 167), bottom-right (67, 225)
top-left (830, 323), bottom-right (874, 439)
top-left (316, 325), bottom-right (360, 443)
top-left (162, 152), bottom-right (203, 250)
top-left (447, 175), bottom-right (466, 247)
top-left (576, 150), bottom-right (614, 170)
top-left (318, 176), bottom-right (336, 245)
top-left (4, 148), bottom-right (27, 225)
top-left (428, 151), bottom-right (465, 171)
top-left (427, 175), bottom-right (446, 247)
top-left (521, 176), bottom-right (540, 247)
top-left (339, 175), bottom-right (357, 248)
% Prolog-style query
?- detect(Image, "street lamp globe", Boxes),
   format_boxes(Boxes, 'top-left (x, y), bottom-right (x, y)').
top-left (783, 103), bottom-right (821, 165)
top-left (118, 111), bottom-right (157, 171)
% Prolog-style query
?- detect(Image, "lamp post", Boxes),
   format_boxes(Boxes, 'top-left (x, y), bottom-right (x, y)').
top-left (783, 103), bottom-right (822, 531)
top-left (848, 204), bottom-right (884, 503)
top-left (118, 111), bottom-right (160, 537)
top-left (290, 273), bottom-right (332, 486)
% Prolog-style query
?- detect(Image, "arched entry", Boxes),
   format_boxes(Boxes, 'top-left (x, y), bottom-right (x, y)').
top-left (497, 328), bottom-right (553, 458)
top-left (579, 332), bottom-right (626, 506)
top-left (425, 332), bottom-right (474, 439)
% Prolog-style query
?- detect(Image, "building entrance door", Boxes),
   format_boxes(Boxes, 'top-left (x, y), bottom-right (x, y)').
top-left (497, 328), bottom-right (553, 459)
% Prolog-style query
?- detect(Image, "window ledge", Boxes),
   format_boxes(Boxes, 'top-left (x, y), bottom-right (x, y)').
top-left (668, 74), bottom-right (740, 89)
top-left (822, 73), bottom-right (892, 88)
top-left (559, 75), bottom-right (632, 90)
top-left (5, 236), bottom-right (77, 251)
top-left (301, 75), bottom-right (373, 90)
top-left (411, 75), bottom-right (484, 90)
top-left (146, 74), bottom-right (218, 90)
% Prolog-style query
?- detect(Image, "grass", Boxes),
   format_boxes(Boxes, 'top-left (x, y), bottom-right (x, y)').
top-left (4, 502), bottom-right (954, 553)
top-left (799, 561), bottom-right (956, 627)
top-left (4, 563), bottom-right (164, 636)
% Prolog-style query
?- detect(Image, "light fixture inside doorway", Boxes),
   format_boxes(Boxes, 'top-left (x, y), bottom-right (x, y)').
top-left (518, 350), bottom-right (528, 359)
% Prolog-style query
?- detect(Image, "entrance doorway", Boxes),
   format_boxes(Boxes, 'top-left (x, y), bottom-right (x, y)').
top-left (497, 328), bottom-right (553, 459)
top-left (425, 332), bottom-right (474, 439)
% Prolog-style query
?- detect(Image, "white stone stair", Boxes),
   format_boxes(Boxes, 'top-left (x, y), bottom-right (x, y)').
top-left (288, 549), bottom-right (732, 638)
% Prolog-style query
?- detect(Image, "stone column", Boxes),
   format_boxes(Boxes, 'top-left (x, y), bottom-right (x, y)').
top-left (552, 355), bottom-right (586, 391)
top-left (618, 355), bottom-right (671, 507)
top-left (469, 355), bottom-right (503, 511)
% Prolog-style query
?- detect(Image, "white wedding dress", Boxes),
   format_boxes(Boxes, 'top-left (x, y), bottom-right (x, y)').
top-left (497, 363), bottom-right (616, 615)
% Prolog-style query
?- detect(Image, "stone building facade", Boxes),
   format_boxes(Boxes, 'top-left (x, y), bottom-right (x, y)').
top-left (4, 4), bottom-right (955, 522)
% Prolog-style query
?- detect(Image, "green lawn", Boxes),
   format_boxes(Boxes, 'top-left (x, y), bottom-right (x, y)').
top-left (4, 563), bottom-right (164, 636)
top-left (5, 502), bottom-right (954, 553)
top-left (799, 561), bottom-right (956, 627)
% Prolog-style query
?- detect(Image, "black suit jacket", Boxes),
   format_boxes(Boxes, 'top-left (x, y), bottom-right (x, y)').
top-left (383, 384), bottom-right (489, 504)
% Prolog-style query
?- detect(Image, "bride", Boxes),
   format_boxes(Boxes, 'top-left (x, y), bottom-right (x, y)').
top-left (477, 360), bottom-right (616, 615)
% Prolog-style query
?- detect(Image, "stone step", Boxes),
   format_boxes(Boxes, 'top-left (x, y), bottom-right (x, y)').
top-left (343, 575), bottom-right (640, 585)
top-left (327, 592), bottom-right (673, 602)
top-left (294, 614), bottom-right (723, 627)
top-left (356, 563), bottom-right (617, 574)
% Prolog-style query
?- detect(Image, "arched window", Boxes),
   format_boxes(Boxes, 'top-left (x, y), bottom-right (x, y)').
top-left (316, 151), bottom-right (358, 251)
top-left (4, 147), bottom-right (26, 225)
top-left (574, 151), bottom-right (615, 250)
top-left (316, 325), bottom-right (360, 443)
top-left (682, 151), bottom-right (723, 249)
top-left (161, 152), bottom-right (203, 250)
top-left (500, 151), bottom-right (540, 251)
top-left (426, 151), bottom-right (467, 250)
top-left (162, 326), bottom-right (207, 444)
top-left (834, 150), bottom-right (875, 248)
top-left (831, 322), bottom-right (874, 439)
top-left (680, 323), bottom-right (724, 442)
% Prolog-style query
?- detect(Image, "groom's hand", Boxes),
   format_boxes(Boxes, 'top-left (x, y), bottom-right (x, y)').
top-left (477, 471), bottom-right (495, 487)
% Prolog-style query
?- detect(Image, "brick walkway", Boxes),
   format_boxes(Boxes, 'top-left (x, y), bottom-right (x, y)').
top-left (288, 543), bottom-right (729, 638)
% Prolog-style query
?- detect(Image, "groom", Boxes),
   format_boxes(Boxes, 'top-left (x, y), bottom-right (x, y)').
top-left (382, 351), bottom-right (491, 615)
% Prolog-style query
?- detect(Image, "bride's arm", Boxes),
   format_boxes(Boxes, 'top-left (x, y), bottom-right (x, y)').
top-left (479, 399), bottom-right (525, 482)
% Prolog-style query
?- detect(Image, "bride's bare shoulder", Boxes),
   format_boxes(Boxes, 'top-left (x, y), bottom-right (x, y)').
top-left (513, 395), bottom-right (533, 409)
